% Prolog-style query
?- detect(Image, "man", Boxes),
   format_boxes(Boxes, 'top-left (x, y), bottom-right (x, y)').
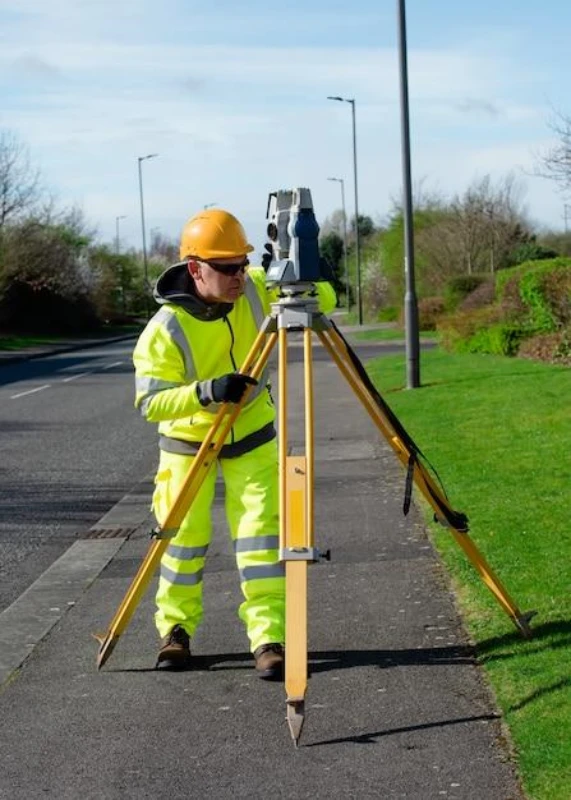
top-left (133, 208), bottom-right (335, 680)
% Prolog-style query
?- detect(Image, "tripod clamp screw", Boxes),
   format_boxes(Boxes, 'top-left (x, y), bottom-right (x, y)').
top-left (280, 547), bottom-right (331, 562)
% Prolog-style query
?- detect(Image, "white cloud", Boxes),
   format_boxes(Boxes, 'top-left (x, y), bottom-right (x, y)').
top-left (0, 3), bottom-right (566, 247)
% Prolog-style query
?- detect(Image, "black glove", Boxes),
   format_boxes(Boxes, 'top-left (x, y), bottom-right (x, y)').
top-left (261, 243), bottom-right (274, 272)
top-left (198, 373), bottom-right (258, 406)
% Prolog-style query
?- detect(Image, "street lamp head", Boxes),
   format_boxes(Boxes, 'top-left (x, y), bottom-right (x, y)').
top-left (327, 95), bottom-right (354, 105)
top-left (327, 177), bottom-right (341, 183)
top-left (139, 153), bottom-right (159, 162)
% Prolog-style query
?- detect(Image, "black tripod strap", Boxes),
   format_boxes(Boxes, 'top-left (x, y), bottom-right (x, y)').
top-left (404, 453), bottom-right (415, 516)
top-left (331, 322), bottom-right (469, 532)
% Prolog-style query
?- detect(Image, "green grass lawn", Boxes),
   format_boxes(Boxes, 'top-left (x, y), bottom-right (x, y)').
top-left (367, 349), bottom-right (570, 800)
top-left (351, 327), bottom-right (439, 341)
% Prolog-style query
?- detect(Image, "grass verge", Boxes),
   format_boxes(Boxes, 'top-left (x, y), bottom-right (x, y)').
top-left (351, 327), bottom-right (439, 341)
top-left (367, 348), bottom-right (570, 800)
top-left (0, 325), bottom-right (142, 351)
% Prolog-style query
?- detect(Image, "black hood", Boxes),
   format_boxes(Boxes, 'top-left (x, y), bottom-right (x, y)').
top-left (153, 262), bottom-right (233, 322)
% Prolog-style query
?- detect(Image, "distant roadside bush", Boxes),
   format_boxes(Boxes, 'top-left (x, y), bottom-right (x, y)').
top-left (417, 296), bottom-right (446, 330)
top-left (444, 274), bottom-right (488, 311)
top-left (437, 257), bottom-right (571, 357)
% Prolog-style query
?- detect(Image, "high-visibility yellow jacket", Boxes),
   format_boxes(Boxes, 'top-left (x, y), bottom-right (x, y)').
top-left (134, 264), bottom-right (336, 457)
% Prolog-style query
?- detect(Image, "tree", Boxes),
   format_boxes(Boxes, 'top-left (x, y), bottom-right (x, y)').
top-left (319, 231), bottom-right (344, 294)
top-left (350, 214), bottom-right (375, 239)
top-left (0, 130), bottom-right (42, 228)
top-left (537, 109), bottom-right (571, 196)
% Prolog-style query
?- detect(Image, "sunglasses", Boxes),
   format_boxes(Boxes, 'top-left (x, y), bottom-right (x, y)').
top-left (202, 258), bottom-right (249, 276)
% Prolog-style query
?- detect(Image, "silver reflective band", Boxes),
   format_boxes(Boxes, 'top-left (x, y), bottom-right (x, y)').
top-left (135, 376), bottom-right (183, 394)
top-left (160, 565), bottom-right (204, 586)
top-left (239, 564), bottom-right (285, 582)
top-left (166, 544), bottom-right (209, 560)
top-left (234, 535), bottom-right (279, 553)
top-left (156, 307), bottom-right (196, 382)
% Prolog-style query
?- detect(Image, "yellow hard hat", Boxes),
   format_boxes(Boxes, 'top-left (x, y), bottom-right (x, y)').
top-left (179, 209), bottom-right (254, 260)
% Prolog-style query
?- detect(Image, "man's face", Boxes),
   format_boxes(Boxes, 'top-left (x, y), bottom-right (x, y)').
top-left (188, 256), bottom-right (249, 304)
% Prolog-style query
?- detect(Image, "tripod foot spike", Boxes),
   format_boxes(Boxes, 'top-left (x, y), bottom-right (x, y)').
top-left (286, 700), bottom-right (305, 746)
top-left (93, 632), bottom-right (119, 669)
top-left (515, 610), bottom-right (537, 639)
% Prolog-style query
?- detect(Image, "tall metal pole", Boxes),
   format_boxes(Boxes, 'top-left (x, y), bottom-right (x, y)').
top-left (564, 203), bottom-right (570, 234)
top-left (137, 153), bottom-right (158, 320)
top-left (328, 177), bottom-right (350, 312)
top-left (349, 100), bottom-right (363, 326)
top-left (327, 96), bottom-right (363, 325)
top-left (397, 0), bottom-right (420, 388)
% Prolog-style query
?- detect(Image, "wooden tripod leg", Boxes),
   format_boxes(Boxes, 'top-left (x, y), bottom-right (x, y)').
top-left (281, 328), bottom-right (316, 745)
top-left (95, 327), bottom-right (278, 668)
top-left (284, 456), bottom-right (309, 746)
top-left (317, 327), bottom-right (534, 638)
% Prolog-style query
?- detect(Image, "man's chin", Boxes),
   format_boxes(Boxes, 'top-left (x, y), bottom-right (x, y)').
top-left (224, 287), bottom-right (243, 302)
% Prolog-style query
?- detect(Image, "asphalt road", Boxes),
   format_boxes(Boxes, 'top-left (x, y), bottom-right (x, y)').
top-left (0, 339), bottom-right (157, 611)
top-left (0, 335), bottom-right (525, 799)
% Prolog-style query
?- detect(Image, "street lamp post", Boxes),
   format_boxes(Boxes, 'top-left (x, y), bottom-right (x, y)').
top-left (137, 153), bottom-right (158, 319)
top-left (327, 177), bottom-right (350, 312)
top-left (327, 95), bottom-right (363, 325)
top-left (115, 215), bottom-right (126, 254)
top-left (397, 0), bottom-right (420, 388)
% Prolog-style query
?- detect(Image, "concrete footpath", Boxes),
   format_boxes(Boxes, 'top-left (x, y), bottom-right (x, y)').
top-left (0, 333), bottom-right (526, 799)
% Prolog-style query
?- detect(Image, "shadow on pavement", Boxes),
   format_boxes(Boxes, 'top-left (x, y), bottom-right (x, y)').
top-left (305, 713), bottom-right (501, 748)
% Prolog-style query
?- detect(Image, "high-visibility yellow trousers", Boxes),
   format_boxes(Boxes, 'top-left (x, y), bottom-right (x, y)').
top-left (152, 438), bottom-right (284, 652)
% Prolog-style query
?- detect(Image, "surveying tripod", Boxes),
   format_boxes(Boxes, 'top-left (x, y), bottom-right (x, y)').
top-left (95, 285), bottom-right (534, 747)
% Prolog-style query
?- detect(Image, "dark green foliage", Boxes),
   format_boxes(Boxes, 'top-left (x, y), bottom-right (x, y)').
top-left (319, 231), bottom-right (345, 295)
top-left (509, 241), bottom-right (559, 266)
top-left (439, 258), bottom-right (571, 357)
top-left (350, 214), bottom-right (376, 238)
top-left (497, 257), bottom-right (571, 331)
top-left (0, 280), bottom-right (99, 333)
top-left (444, 274), bottom-right (488, 310)
top-left (465, 323), bottom-right (526, 356)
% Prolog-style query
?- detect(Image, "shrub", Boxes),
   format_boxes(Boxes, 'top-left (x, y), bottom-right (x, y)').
top-left (465, 323), bottom-right (526, 356)
top-left (444, 274), bottom-right (488, 311)
top-left (496, 258), bottom-right (571, 332)
top-left (436, 306), bottom-right (502, 353)
top-left (417, 296), bottom-right (446, 330)
top-left (518, 329), bottom-right (571, 365)
top-left (377, 305), bottom-right (399, 322)
top-left (459, 279), bottom-right (495, 311)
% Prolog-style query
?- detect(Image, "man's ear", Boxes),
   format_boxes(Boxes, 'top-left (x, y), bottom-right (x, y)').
top-left (187, 259), bottom-right (200, 278)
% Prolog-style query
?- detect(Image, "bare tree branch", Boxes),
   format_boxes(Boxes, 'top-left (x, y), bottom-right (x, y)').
top-left (0, 130), bottom-right (43, 227)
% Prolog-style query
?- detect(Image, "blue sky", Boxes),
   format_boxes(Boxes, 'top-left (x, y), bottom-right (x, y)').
top-left (1, 0), bottom-right (569, 255)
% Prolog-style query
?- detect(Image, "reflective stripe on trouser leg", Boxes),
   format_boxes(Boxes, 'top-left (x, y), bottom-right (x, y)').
top-left (152, 450), bottom-right (217, 639)
top-left (221, 438), bottom-right (284, 652)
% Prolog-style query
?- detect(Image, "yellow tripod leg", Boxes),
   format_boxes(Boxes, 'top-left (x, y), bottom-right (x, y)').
top-left (281, 328), bottom-right (315, 746)
top-left (284, 456), bottom-right (308, 747)
top-left (95, 328), bottom-right (278, 668)
top-left (317, 327), bottom-right (533, 638)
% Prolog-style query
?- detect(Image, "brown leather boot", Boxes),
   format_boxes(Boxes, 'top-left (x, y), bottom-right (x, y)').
top-left (156, 625), bottom-right (192, 670)
top-left (254, 643), bottom-right (284, 681)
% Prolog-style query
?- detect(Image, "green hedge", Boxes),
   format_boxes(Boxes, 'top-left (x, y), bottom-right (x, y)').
top-left (438, 258), bottom-right (571, 355)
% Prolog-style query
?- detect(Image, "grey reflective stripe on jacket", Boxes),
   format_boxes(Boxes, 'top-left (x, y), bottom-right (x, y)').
top-left (136, 308), bottom-right (197, 414)
top-left (156, 307), bottom-right (196, 381)
top-left (139, 279), bottom-right (269, 414)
